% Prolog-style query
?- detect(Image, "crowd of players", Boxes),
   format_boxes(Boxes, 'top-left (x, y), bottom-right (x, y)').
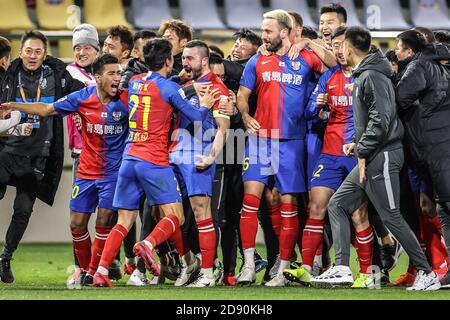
top-left (0, 3), bottom-right (449, 291)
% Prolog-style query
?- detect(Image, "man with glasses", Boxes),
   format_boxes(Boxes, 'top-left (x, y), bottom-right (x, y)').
top-left (0, 30), bottom-right (83, 283)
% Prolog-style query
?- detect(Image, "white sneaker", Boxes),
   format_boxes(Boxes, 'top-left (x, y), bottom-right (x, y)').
top-left (236, 264), bottom-right (256, 285)
top-left (175, 256), bottom-right (201, 287)
top-left (186, 272), bottom-right (215, 288)
top-left (265, 273), bottom-right (289, 287)
top-left (406, 270), bottom-right (441, 291)
top-left (67, 268), bottom-right (85, 289)
top-left (127, 269), bottom-right (149, 286)
top-left (268, 254), bottom-right (280, 278)
top-left (311, 265), bottom-right (354, 289)
top-left (149, 265), bottom-right (165, 285)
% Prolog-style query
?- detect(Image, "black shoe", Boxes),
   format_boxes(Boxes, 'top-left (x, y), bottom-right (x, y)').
top-left (440, 270), bottom-right (450, 289)
top-left (381, 239), bottom-right (403, 272)
top-left (82, 273), bottom-right (93, 286)
top-left (254, 250), bottom-right (268, 274)
top-left (380, 269), bottom-right (390, 286)
top-left (108, 259), bottom-right (122, 281)
top-left (0, 256), bottom-right (14, 283)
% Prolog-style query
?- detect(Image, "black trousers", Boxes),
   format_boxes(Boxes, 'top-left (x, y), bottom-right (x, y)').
top-left (0, 153), bottom-right (39, 259)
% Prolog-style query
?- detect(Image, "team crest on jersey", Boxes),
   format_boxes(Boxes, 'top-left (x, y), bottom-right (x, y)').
top-left (291, 61), bottom-right (301, 71)
top-left (112, 111), bottom-right (122, 121)
top-left (40, 78), bottom-right (47, 89)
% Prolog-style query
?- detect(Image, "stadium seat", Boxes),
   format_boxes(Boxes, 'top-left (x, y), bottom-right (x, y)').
top-left (270, 0), bottom-right (317, 28)
top-left (409, 0), bottom-right (450, 29)
top-left (224, 0), bottom-right (264, 30)
top-left (58, 39), bottom-right (74, 61)
top-left (131, 0), bottom-right (172, 30)
top-left (0, 0), bottom-right (35, 31)
top-left (36, 0), bottom-right (74, 30)
top-left (84, 0), bottom-right (132, 31)
top-left (364, 0), bottom-right (410, 30)
top-left (317, 0), bottom-right (363, 27)
top-left (179, 0), bottom-right (226, 29)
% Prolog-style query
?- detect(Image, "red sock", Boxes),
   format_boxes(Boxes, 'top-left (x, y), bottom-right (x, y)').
top-left (430, 215), bottom-right (443, 235)
top-left (269, 204), bottom-right (282, 240)
top-left (421, 216), bottom-right (448, 269)
top-left (98, 224), bottom-right (128, 271)
top-left (88, 226), bottom-right (112, 275)
top-left (279, 203), bottom-right (299, 261)
top-left (71, 229), bottom-right (91, 270)
top-left (301, 218), bottom-right (324, 268)
top-left (167, 216), bottom-right (189, 257)
top-left (197, 217), bottom-right (216, 269)
top-left (146, 214), bottom-right (180, 248)
top-left (240, 193), bottom-right (260, 249)
top-left (354, 226), bottom-right (374, 274)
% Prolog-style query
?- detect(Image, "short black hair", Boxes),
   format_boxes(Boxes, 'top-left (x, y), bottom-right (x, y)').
top-left (209, 52), bottom-right (223, 65)
top-left (332, 26), bottom-right (347, 40)
top-left (144, 38), bottom-right (173, 71)
top-left (320, 3), bottom-right (347, 23)
top-left (385, 49), bottom-right (398, 64)
top-left (21, 30), bottom-right (48, 50)
top-left (133, 30), bottom-right (157, 43)
top-left (0, 36), bottom-right (11, 60)
top-left (397, 30), bottom-right (427, 53)
top-left (92, 54), bottom-right (119, 75)
top-left (288, 11), bottom-right (303, 28)
top-left (209, 45), bottom-right (224, 58)
top-left (413, 27), bottom-right (436, 43)
top-left (345, 26), bottom-right (371, 53)
top-left (185, 40), bottom-right (210, 59)
top-left (434, 30), bottom-right (450, 44)
top-left (301, 26), bottom-right (318, 40)
top-left (106, 25), bottom-right (134, 54)
top-left (233, 28), bottom-right (262, 47)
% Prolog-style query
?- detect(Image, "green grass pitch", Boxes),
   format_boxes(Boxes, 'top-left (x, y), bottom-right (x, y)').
top-left (0, 243), bottom-right (449, 300)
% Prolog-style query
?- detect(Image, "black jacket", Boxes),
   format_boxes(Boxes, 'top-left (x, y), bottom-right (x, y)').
top-left (119, 58), bottom-right (149, 89)
top-left (1, 56), bottom-right (84, 206)
top-left (396, 43), bottom-right (450, 201)
top-left (352, 48), bottom-right (404, 162)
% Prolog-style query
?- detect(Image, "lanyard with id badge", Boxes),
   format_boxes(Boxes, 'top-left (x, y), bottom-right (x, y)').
top-left (18, 69), bottom-right (43, 129)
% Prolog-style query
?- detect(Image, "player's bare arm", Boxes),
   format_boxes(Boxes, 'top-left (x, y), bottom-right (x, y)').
top-left (1, 102), bottom-right (58, 117)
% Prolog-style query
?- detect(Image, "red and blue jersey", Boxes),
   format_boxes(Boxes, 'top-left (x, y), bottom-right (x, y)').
top-left (240, 49), bottom-right (322, 139)
top-left (169, 72), bottom-right (229, 153)
top-left (307, 65), bottom-right (354, 156)
top-left (53, 85), bottom-right (129, 179)
top-left (125, 71), bottom-right (210, 166)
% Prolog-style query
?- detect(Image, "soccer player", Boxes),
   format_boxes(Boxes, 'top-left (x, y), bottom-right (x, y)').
top-left (319, 3), bottom-right (347, 47)
top-left (236, 10), bottom-right (324, 287)
top-left (91, 38), bottom-right (219, 288)
top-left (283, 26), bottom-right (375, 288)
top-left (169, 40), bottom-right (231, 287)
top-left (311, 27), bottom-right (440, 291)
top-left (1, 54), bottom-right (128, 286)
top-left (102, 25), bottom-right (134, 70)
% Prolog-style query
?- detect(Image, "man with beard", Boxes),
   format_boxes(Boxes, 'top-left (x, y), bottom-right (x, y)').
top-left (236, 9), bottom-right (323, 287)
top-left (168, 40), bottom-right (231, 287)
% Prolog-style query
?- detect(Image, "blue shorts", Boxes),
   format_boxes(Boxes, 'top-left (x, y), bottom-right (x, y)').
top-left (113, 158), bottom-right (182, 209)
top-left (306, 132), bottom-right (323, 190)
top-left (310, 153), bottom-right (357, 190)
top-left (242, 136), bottom-right (306, 194)
top-left (70, 176), bottom-right (118, 213)
top-left (408, 167), bottom-right (428, 193)
top-left (169, 150), bottom-right (216, 197)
